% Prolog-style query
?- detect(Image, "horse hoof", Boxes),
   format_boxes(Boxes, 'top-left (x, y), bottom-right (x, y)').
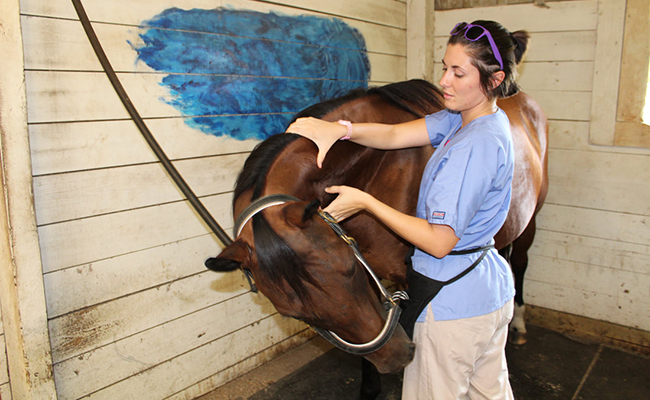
top-left (508, 330), bottom-right (527, 345)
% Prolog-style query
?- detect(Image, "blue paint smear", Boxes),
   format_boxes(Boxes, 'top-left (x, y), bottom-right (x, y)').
top-left (133, 8), bottom-right (370, 140)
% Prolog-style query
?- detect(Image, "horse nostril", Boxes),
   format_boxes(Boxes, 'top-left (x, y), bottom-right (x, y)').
top-left (408, 342), bottom-right (416, 358)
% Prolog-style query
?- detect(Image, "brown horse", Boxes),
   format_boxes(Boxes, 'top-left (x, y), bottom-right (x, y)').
top-left (206, 79), bottom-right (548, 377)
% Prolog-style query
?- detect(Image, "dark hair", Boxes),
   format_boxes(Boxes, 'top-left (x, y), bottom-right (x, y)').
top-left (448, 20), bottom-right (529, 98)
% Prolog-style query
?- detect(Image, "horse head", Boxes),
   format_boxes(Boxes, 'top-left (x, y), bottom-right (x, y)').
top-left (206, 196), bottom-right (414, 374)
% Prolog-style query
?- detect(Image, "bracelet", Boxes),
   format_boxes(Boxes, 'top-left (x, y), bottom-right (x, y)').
top-left (337, 120), bottom-right (352, 140)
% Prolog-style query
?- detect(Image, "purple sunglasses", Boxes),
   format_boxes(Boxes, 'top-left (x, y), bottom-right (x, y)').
top-left (450, 22), bottom-right (504, 71)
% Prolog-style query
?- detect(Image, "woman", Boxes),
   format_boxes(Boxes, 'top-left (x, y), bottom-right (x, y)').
top-left (287, 20), bottom-right (529, 400)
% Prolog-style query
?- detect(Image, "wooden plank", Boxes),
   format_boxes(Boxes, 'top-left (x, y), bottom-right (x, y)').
top-left (616, 0), bottom-right (650, 123)
top-left (518, 61), bottom-right (594, 92)
top-left (48, 269), bottom-right (247, 362)
top-left (433, 1), bottom-right (598, 34)
top-left (254, 0), bottom-right (406, 27)
top-left (548, 120), bottom-right (591, 150)
top-left (0, 383), bottom-right (12, 400)
top-left (526, 253), bottom-right (632, 299)
top-left (548, 120), bottom-right (650, 156)
top-left (523, 90), bottom-right (592, 121)
top-left (29, 119), bottom-right (259, 176)
top-left (20, 15), bottom-right (101, 72)
top-left (52, 294), bottom-right (283, 399)
top-left (368, 53), bottom-right (406, 83)
top-left (406, 0), bottom-right (435, 81)
top-left (413, 83), bottom-right (590, 122)
top-left (536, 203), bottom-right (650, 246)
top-left (524, 279), bottom-right (619, 324)
top-left (614, 121), bottom-right (650, 148)
top-left (0, 0), bottom-right (57, 398)
top-left (523, 278), bottom-right (650, 331)
top-left (529, 230), bottom-right (650, 279)
top-left (526, 305), bottom-right (650, 356)
top-left (25, 69), bottom-right (404, 123)
top-left (43, 234), bottom-right (219, 318)
top-left (546, 148), bottom-right (650, 216)
top-left (167, 332), bottom-right (315, 400)
top-left (25, 71), bottom-right (132, 123)
top-left (38, 194), bottom-right (232, 273)
top-left (21, 0), bottom-right (406, 30)
top-left (21, 14), bottom-right (405, 72)
top-left (0, 335), bottom-right (8, 386)
top-left (524, 31), bottom-right (596, 62)
top-left (589, 0), bottom-right (627, 145)
top-left (432, 61), bottom-right (593, 92)
top-left (434, 31), bottom-right (597, 63)
top-left (81, 316), bottom-right (306, 400)
top-left (33, 153), bottom-right (247, 225)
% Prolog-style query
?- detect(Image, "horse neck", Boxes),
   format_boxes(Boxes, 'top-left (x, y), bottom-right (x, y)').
top-left (262, 136), bottom-right (374, 201)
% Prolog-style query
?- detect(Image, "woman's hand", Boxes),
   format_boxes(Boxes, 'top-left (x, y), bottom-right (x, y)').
top-left (323, 185), bottom-right (371, 222)
top-left (325, 185), bottom-right (460, 257)
top-left (286, 117), bottom-right (347, 168)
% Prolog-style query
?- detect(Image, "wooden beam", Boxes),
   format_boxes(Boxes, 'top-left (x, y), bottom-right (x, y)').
top-left (407, 0), bottom-right (437, 81)
top-left (0, 0), bottom-right (57, 398)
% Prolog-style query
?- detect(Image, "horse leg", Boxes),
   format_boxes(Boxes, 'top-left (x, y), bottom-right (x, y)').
top-left (359, 358), bottom-right (382, 400)
top-left (507, 217), bottom-right (538, 345)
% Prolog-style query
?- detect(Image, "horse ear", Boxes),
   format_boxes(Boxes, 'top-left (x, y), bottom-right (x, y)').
top-left (282, 200), bottom-right (321, 228)
top-left (303, 200), bottom-right (321, 223)
top-left (205, 239), bottom-right (251, 272)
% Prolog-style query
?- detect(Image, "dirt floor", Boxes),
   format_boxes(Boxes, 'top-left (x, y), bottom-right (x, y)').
top-left (199, 324), bottom-right (650, 400)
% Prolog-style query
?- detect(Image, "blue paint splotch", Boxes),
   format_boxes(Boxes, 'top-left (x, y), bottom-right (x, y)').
top-left (132, 8), bottom-right (370, 140)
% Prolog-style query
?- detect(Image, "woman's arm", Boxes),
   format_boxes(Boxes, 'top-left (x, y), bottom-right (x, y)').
top-left (286, 117), bottom-right (430, 168)
top-left (324, 185), bottom-right (459, 258)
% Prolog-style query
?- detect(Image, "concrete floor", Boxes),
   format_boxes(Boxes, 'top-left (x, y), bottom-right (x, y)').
top-left (201, 324), bottom-right (650, 400)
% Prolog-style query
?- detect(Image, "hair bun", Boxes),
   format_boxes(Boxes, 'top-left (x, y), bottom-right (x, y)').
top-left (511, 30), bottom-right (530, 65)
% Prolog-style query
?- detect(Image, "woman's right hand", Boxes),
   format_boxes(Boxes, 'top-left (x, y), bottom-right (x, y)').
top-left (286, 117), bottom-right (347, 168)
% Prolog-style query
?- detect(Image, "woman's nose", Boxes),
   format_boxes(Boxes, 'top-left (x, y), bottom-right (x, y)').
top-left (439, 71), bottom-right (449, 88)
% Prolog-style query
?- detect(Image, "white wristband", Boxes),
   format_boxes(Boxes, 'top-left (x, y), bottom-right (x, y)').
top-left (337, 120), bottom-right (352, 140)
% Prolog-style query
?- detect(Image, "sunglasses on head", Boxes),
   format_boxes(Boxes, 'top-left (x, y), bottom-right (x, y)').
top-left (450, 22), bottom-right (504, 71)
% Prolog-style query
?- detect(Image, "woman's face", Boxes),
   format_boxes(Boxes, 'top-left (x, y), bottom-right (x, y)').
top-left (439, 43), bottom-right (490, 115)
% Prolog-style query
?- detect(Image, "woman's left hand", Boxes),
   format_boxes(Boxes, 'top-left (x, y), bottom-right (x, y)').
top-left (323, 185), bottom-right (371, 222)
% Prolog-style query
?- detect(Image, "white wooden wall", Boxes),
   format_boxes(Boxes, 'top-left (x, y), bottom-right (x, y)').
top-left (433, 1), bottom-right (650, 333)
top-left (12, 0), bottom-right (408, 399)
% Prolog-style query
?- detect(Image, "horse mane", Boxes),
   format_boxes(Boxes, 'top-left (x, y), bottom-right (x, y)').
top-left (289, 79), bottom-right (444, 123)
top-left (290, 87), bottom-right (369, 121)
top-left (367, 79), bottom-right (445, 118)
top-left (234, 133), bottom-right (301, 202)
top-left (233, 133), bottom-right (318, 307)
top-left (253, 212), bottom-right (320, 310)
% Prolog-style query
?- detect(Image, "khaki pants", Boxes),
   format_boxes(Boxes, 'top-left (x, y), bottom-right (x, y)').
top-left (402, 300), bottom-right (514, 400)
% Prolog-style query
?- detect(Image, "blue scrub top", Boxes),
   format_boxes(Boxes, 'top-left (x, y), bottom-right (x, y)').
top-left (412, 108), bottom-right (515, 321)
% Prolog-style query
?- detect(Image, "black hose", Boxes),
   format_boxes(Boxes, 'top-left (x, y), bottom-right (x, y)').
top-left (71, 0), bottom-right (233, 246)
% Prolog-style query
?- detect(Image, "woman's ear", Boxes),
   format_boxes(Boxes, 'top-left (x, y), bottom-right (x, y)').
top-left (491, 70), bottom-right (506, 89)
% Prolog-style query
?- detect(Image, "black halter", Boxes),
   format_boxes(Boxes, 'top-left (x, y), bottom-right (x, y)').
top-left (234, 194), bottom-right (408, 355)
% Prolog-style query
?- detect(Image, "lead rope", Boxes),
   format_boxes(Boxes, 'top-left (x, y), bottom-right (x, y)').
top-left (71, 0), bottom-right (233, 247)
